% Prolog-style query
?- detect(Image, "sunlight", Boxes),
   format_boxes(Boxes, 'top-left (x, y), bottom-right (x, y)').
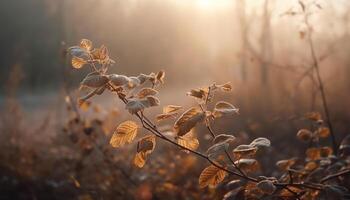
top-left (195, 0), bottom-right (233, 10)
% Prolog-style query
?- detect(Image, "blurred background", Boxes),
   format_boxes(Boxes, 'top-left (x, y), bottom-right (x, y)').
top-left (0, 0), bottom-right (350, 199)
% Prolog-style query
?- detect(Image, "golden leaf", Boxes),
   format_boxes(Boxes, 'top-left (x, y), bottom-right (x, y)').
top-left (141, 96), bottom-right (160, 107)
top-left (137, 88), bottom-right (158, 99)
top-left (198, 165), bottom-right (227, 188)
top-left (156, 112), bottom-right (178, 122)
top-left (163, 105), bottom-right (182, 114)
top-left (320, 146), bottom-right (333, 157)
top-left (213, 101), bottom-right (239, 118)
top-left (257, 180), bottom-right (276, 195)
top-left (91, 45), bottom-right (108, 60)
top-left (306, 147), bottom-right (321, 160)
top-left (297, 129), bottom-right (313, 142)
top-left (110, 121), bottom-right (138, 148)
top-left (133, 135), bottom-right (156, 168)
top-left (187, 88), bottom-right (208, 100)
top-left (80, 39), bottom-right (92, 51)
top-left (78, 99), bottom-right (91, 111)
top-left (72, 56), bottom-right (87, 69)
top-left (177, 131), bottom-right (199, 153)
top-left (174, 107), bottom-right (205, 136)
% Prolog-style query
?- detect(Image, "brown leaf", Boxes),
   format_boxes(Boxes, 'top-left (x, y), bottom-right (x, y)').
top-left (156, 112), bottom-right (178, 122)
top-left (110, 121), bottom-right (138, 148)
top-left (108, 74), bottom-right (130, 87)
top-left (174, 107), bottom-right (205, 136)
top-left (177, 131), bottom-right (199, 153)
top-left (316, 127), bottom-right (330, 138)
top-left (137, 88), bottom-right (158, 99)
top-left (233, 145), bottom-right (257, 158)
top-left (125, 99), bottom-right (146, 114)
top-left (250, 137), bottom-right (271, 148)
top-left (216, 82), bottom-right (232, 92)
top-left (213, 134), bottom-right (236, 144)
top-left (156, 70), bottom-right (165, 84)
top-left (276, 158), bottom-right (297, 171)
top-left (187, 88), bottom-right (208, 100)
top-left (133, 135), bottom-right (156, 168)
top-left (235, 159), bottom-right (259, 173)
top-left (198, 165), bottom-right (227, 188)
top-left (305, 112), bottom-right (322, 121)
top-left (213, 101), bottom-right (239, 118)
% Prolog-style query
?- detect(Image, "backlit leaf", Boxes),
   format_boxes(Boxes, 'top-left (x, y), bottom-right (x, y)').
top-left (305, 112), bottom-right (322, 121)
top-left (234, 159), bottom-right (259, 173)
top-left (187, 88), bottom-right (208, 100)
top-left (233, 145), bottom-right (257, 158)
top-left (216, 82), bottom-right (232, 92)
top-left (156, 112), bottom-right (178, 122)
top-left (133, 135), bottom-right (156, 168)
top-left (80, 39), bottom-right (92, 51)
top-left (110, 121), bottom-right (138, 148)
top-left (198, 165), bottom-right (227, 188)
top-left (316, 127), bottom-right (330, 138)
top-left (276, 159), bottom-right (297, 171)
top-left (297, 129), bottom-right (313, 142)
top-left (174, 107), bottom-right (205, 136)
top-left (163, 105), bottom-right (182, 114)
top-left (177, 131), bottom-right (199, 153)
top-left (213, 101), bottom-right (239, 118)
top-left (72, 56), bottom-right (87, 69)
top-left (125, 99), bottom-right (146, 114)
top-left (137, 88), bottom-right (158, 99)
top-left (213, 134), bottom-right (236, 144)
top-left (108, 74), bottom-right (130, 87)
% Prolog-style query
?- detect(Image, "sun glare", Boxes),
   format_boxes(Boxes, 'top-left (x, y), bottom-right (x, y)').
top-left (195, 0), bottom-right (233, 10)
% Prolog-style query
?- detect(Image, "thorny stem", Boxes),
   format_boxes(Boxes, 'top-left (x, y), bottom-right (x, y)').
top-left (301, 1), bottom-right (337, 154)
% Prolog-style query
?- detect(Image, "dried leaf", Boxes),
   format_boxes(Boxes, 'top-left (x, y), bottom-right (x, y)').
top-left (125, 99), bottom-right (146, 114)
top-left (234, 159), bottom-right (259, 173)
top-left (68, 46), bottom-right (89, 58)
top-left (108, 74), bottom-right (130, 87)
top-left (213, 134), bottom-right (236, 144)
top-left (250, 137), bottom-right (271, 148)
top-left (207, 141), bottom-right (229, 160)
top-left (257, 180), bottom-right (276, 195)
top-left (156, 70), bottom-right (165, 84)
top-left (163, 105), bottom-right (182, 114)
top-left (110, 121), bottom-right (138, 148)
top-left (141, 96), bottom-right (160, 107)
top-left (233, 145), bottom-right (257, 158)
top-left (80, 39), bottom-right (92, 51)
top-left (177, 131), bottom-right (199, 153)
top-left (297, 129), bottom-right (313, 142)
top-left (127, 77), bottom-right (141, 89)
top-left (187, 88), bottom-right (208, 100)
top-left (174, 107), bottom-right (205, 136)
top-left (320, 146), bottom-right (333, 157)
top-left (72, 56), bottom-right (87, 69)
top-left (198, 165), bottom-right (227, 188)
top-left (156, 112), bottom-right (178, 122)
top-left (216, 82), bottom-right (232, 92)
top-left (81, 74), bottom-right (109, 88)
top-left (134, 135), bottom-right (156, 168)
top-left (91, 45), bottom-right (108, 60)
top-left (137, 88), bottom-right (158, 99)
top-left (276, 159), bottom-right (297, 171)
top-left (213, 101), bottom-right (239, 118)
top-left (306, 147), bottom-right (321, 161)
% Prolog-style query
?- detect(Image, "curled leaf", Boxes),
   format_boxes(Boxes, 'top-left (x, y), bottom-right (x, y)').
top-left (199, 165), bottom-right (227, 188)
top-left (213, 101), bottom-right (239, 118)
top-left (213, 134), bottom-right (236, 144)
top-left (207, 141), bottom-right (229, 160)
top-left (156, 70), bottom-right (165, 84)
top-left (125, 99), bottom-right (146, 114)
top-left (133, 135), bottom-right (156, 168)
top-left (80, 39), bottom-right (92, 51)
top-left (233, 145), bottom-right (257, 158)
top-left (72, 56), bottom-right (87, 69)
top-left (216, 82), bottom-right (232, 92)
top-left (108, 74), bottom-right (130, 87)
top-left (250, 137), bottom-right (271, 148)
top-left (276, 159), bottom-right (297, 171)
top-left (174, 107), bottom-right (205, 136)
top-left (127, 77), bottom-right (141, 89)
top-left (110, 121), bottom-right (138, 148)
top-left (81, 74), bottom-right (109, 88)
top-left (142, 96), bottom-right (160, 107)
top-left (187, 88), bottom-right (208, 100)
top-left (316, 127), bottom-right (330, 138)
